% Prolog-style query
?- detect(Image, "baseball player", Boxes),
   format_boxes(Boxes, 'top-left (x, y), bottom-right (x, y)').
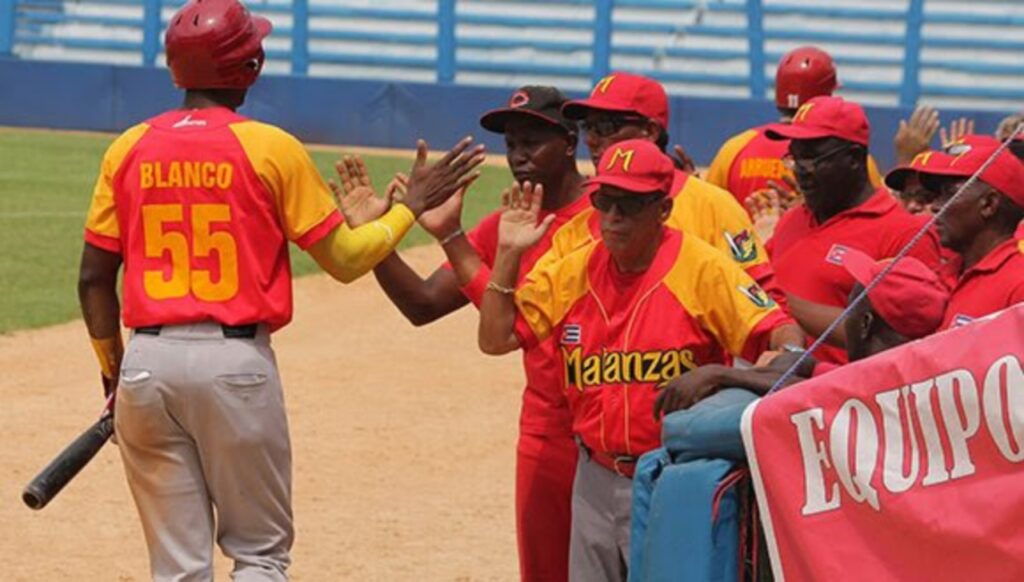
top-left (76, 0), bottom-right (481, 579)
top-left (764, 96), bottom-right (943, 364)
top-left (705, 46), bottom-right (883, 210)
top-left (333, 86), bottom-right (588, 582)
top-left (478, 139), bottom-right (796, 582)
top-left (898, 135), bottom-right (1024, 329)
top-left (555, 71), bottom-right (796, 315)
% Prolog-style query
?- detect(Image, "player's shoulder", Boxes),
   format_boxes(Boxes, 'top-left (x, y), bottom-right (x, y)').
top-left (100, 122), bottom-right (151, 168)
top-left (228, 118), bottom-right (304, 152)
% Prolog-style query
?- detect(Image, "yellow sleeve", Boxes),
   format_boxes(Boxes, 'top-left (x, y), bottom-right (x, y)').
top-left (867, 154), bottom-right (883, 187)
top-left (705, 130), bottom-right (758, 190)
top-left (307, 204), bottom-right (416, 283)
top-left (668, 177), bottom-right (770, 268)
top-left (663, 236), bottom-right (783, 359)
top-left (229, 121), bottom-right (340, 248)
top-left (83, 123), bottom-right (150, 252)
top-left (521, 208), bottom-right (597, 283)
top-left (514, 241), bottom-right (596, 344)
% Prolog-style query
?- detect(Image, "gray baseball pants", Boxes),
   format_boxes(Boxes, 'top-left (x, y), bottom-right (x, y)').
top-left (115, 323), bottom-right (292, 582)
top-left (569, 451), bottom-right (634, 582)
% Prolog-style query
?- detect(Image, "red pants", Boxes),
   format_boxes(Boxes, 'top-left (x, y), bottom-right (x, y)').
top-left (516, 431), bottom-right (579, 582)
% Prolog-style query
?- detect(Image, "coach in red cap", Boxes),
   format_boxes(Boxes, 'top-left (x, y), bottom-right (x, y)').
top-left (762, 96), bottom-right (943, 364)
top-left (706, 47), bottom-right (883, 211)
top-left (478, 139), bottom-right (797, 582)
top-left (913, 135), bottom-right (1024, 329)
top-left (558, 71), bottom-right (793, 315)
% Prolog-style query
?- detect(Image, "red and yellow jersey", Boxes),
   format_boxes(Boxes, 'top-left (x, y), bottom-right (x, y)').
top-left (514, 229), bottom-right (791, 458)
top-left (706, 124), bottom-right (884, 209)
top-left (767, 188), bottom-right (943, 363)
top-left (534, 170), bottom-right (786, 307)
top-left (84, 107), bottom-right (342, 330)
top-left (941, 238), bottom-right (1024, 330)
top-left (454, 193), bottom-right (593, 435)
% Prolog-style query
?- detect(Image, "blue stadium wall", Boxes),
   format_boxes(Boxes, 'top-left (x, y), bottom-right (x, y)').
top-left (1, 57), bottom-right (1012, 168)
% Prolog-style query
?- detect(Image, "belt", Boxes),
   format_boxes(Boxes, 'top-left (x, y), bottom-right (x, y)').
top-left (577, 437), bottom-right (638, 478)
top-left (135, 323), bottom-right (259, 339)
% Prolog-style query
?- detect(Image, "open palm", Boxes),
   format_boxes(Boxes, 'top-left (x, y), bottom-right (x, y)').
top-left (497, 181), bottom-right (555, 251)
top-left (329, 155), bottom-right (393, 227)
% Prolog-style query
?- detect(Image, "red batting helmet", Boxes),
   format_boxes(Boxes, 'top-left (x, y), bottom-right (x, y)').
top-left (774, 46), bottom-right (838, 109)
top-left (165, 0), bottom-right (272, 90)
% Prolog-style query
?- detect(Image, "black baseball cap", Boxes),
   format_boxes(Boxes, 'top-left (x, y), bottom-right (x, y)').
top-left (479, 86), bottom-right (577, 135)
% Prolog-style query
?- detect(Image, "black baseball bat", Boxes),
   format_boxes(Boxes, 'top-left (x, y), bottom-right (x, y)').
top-left (22, 414), bottom-right (115, 510)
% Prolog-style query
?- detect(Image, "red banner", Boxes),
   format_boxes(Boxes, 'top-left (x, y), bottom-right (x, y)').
top-left (741, 304), bottom-right (1024, 581)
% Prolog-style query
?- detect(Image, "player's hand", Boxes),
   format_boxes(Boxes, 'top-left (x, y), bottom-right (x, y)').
top-left (767, 174), bottom-right (803, 211)
top-left (497, 181), bottom-right (556, 252)
top-left (894, 104), bottom-right (940, 165)
top-left (329, 155), bottom-right (392, 227)
top-left (939, 116), bottom-right (975, 149)
top-left (745, 188), bottom-right (783, 242)
top-left (653, 367), bottom-right (723, 420)
top-left (403, 137), bottom-right (486, 217)
top-left (671, 144), bottom-right (697, 175)
top-left (418, 174), bottom-right (477, 241)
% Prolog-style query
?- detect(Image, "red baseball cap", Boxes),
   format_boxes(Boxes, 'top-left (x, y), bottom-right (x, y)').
top-left (562, 72), bottom-right (669, 129)
top-left (765, 96), bottom-right (870, 146)
top-left (884, 149), bottom-right (953, 192)
top-left (918, 134), bottom-right (1024, 207)
top-left (775, 46), bottom-right (839, 109)
top-left (842, 248), bottom-right (949, 340)
top-left (585, 139), bottom-right (675, 195)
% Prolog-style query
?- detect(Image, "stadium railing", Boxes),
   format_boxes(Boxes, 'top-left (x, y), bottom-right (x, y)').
top-left (2, 0), bottom-right (1023, 110)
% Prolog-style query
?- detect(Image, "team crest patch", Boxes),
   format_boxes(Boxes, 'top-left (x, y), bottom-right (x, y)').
top-left (951, 314), bottom-right (974, 328)
top-left (724, 229), bottom-right (758, 263)
top-left (561, 324), bottom-right (582, 345)
top-left (738, 283), bottom-right (775, 309)
top-left (826, 244), bottom-right (850, 266)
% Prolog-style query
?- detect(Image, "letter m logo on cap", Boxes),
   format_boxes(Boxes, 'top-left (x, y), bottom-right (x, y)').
top-left (793, 102), bottom-right (816, 123)
top-left (594, 75), bottom-right (616, 95)
top-left (605, 147), bottom-right (635, 172)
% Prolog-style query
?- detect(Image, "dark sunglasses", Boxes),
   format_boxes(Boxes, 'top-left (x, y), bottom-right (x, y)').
top-left (590, 191), bottom-right (663, 216)
top-left (783, 143), bottom-right (856, 173)
top-left (581, 115), bottom-right (648, 138)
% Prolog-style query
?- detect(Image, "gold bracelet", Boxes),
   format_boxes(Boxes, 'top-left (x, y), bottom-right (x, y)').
top-left (485, 281), bottom-right (516, 295)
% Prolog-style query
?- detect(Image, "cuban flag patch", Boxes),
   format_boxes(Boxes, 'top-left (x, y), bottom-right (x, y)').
top-left (826, 244), bottom-right (850, 266)
top-left (951, 314), bottom-right (974, 328)
top-left (561, 324), bottom-right (582, 345)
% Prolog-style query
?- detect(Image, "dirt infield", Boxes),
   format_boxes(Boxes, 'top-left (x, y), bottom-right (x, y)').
top-left (1, 245), bottom-right (524, 581)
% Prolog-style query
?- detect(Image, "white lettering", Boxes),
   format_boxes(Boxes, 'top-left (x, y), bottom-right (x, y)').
top-left (936, 369), bottom-right (980, 480)
top-left (876, 386), bottom-right (920, 493)
top-left (983, 355), bottom-right (1024, 462)
top-left (829, 399), bottom-right (880, 510)
top-left (911, 379), bottom-right (951, 486)
top-left (791, 408), bottom-right (841, 515)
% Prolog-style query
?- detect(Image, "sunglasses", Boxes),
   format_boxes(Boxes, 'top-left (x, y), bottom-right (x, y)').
top-left (581, 115), bottom-right (648, 138)
top-left (590, 191), bottom-right (663, 216)
top-left (783, 143), bottom-right (855, 173)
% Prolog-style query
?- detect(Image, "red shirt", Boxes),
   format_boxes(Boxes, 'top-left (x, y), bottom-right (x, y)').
top-left (456, 193), bottom-right (593, 435)
top-left (514, 229), bottom-right (791, 462)
top-left (941, 238), bottom-right (1024, 330)
top-left (767, 188), bottom-right (943, 364)
top-left (84, 107), bottom-right (342, 330)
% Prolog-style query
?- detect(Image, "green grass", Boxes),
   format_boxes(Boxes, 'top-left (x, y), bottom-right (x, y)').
top-left (0, 129), bottom-right (510, 333)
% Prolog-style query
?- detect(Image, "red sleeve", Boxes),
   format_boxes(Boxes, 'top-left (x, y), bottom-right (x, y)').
top-left (459, 264), bottom-right (491, 307)
top-left (740, 310), bottom-right (796, 363)
top-left (745, 262), bottom-right (789, 312)
top-left (465, 211), bottom-right (502, 268)
top-left (294, 209), bottom-right (343, 250)
top-left (84, 229), bottom-right (122, 254)
top-left (513, 313), bottom-right (541, 350)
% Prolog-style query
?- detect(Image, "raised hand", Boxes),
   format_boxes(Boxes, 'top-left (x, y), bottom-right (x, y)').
top-left (497, 181), bottom-right (556, 252)
top-left (940, 116), bottom-right (975, 149)
top-left (767, 173), bottom-right (803, 211)
top-left (894, 104), bottom-right (940, 165)
top-left (402, 137), bottom-right (486, 217)
top-left (745, 188), bottom-right (783, 242)
top-left (418, 174), bottom-right (477, 241)
top-left (329, 155), bottom-right (392, 227)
